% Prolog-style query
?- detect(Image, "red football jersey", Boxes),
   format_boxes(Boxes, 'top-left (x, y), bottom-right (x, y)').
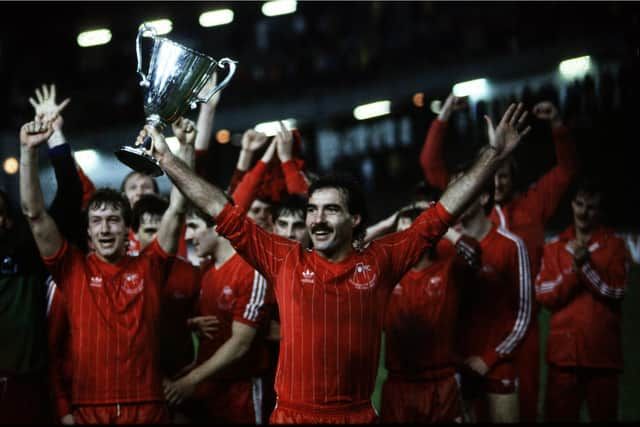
top-left (43, 239), bottom-right (171, 405)
top-left (214, 202), bottom-right (453, 409)
top-left (457, 224), bottom-right (532, 370)
top-left (196, 253), bottom-right (271, 380)
top-left (158, 256), bottom-right (201, 377)
top-left (535, 225), bottom-right (629, 369)
top-left (384, 240), bottom-right (471, 379)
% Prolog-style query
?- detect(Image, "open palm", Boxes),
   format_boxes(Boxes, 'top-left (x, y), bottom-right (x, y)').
top-left (485, 103), bottom-right (531, 158)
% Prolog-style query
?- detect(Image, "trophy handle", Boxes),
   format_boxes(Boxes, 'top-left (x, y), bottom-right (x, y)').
top-left (136, 24), bottom-right (157, 88)
top-left (195, 58), bottom-right (237, 104)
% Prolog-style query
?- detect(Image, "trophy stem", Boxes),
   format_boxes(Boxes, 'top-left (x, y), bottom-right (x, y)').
top-left (145, 114), bottom-right (168, 131)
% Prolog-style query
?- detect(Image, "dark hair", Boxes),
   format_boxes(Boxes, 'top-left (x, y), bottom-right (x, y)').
top-left (84, 188), bottom-right (132, 228)
top-left (120, 171), bottom-right (159, 194)
top-left (409, 180), bottom-right (442, 204)
top-left (273, 194), bottom-right (308, 222)
top-left (396, 205), bottom-right (424, 225)
top-left (568, 175), bottom-right (605, 202)
top-left (450, 151), bottom-right (495, 215)
top-left (186, 203), bottom-right (215, 228)
top-left (131, 194), bottom-right (169, 232)
top-left (307, 173), bottom-right (368, 243)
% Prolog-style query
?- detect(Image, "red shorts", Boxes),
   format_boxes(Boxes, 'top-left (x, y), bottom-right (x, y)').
top-left (380, 374), bottom-right (463, 423)
top-left (73, 401), bottom-right (169, 424)
top-left (270, 400), bottom-right (378, 424)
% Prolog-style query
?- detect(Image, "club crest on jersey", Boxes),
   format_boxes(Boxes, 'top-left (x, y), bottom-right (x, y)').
top-left (121, 273), bottom-right (144, 294)
top-left (349, 263), bottom-right (377, 290)
top-left (426, 275), bottom-right (443, 297)
top-left (301, 269), bottom-right (315, 284)
top-left (90, 276), bottom-right (103, 287)
top-left (217, 285), bottom-right (236, 310)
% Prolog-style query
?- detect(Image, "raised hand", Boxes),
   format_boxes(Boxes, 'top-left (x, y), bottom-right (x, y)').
top-left (171, 117), bottom-right (197, 147)
top-left (241, 129), bottom-right (269, 153)
top-left (135, 125), bottom-right (170, 159)
top-left (484, 103), bottom-right (531, 158)
top-left (274, 120), bottom-right (293, 162)
top-left (28, 84), bottom-right (70, 130)
top-left (465, 355), bottom-right (489, 376)
top-left (532, 101), bottom-right (562, 128)
top-left (438, 92), bottom-right (468, 121)
top-left (20, 115), bottom-right (56, 148)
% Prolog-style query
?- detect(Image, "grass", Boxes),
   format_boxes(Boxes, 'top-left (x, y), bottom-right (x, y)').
top-left (371, 264), bottom-right (640, 421)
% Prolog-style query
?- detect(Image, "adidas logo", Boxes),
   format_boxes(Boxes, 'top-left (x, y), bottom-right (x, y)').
top-left (301, 269), bottom-right (315, 284)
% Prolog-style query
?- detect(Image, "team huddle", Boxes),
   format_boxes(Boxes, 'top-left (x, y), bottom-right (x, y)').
top-left (0, 81), bottom-right (629, 424)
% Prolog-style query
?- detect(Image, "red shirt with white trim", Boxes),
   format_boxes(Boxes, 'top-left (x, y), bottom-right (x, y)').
top-left (43, 239), bottom-right (171, 405)
top-left (457, 224), bottom-right (532, 370)
top-left (214, 201), bottom-right (453, 409)
top-left (535, 225), bottom-right (629, 369)
top-left (196, 253), bottom-right (270, 379)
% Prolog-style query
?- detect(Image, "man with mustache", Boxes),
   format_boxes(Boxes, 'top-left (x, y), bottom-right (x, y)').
top-left (535, 177), bottom-right (629, 422)
top-left (141, 103), bottom-right (531, 423)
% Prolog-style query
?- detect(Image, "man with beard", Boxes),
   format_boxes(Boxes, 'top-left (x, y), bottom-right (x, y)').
top-left (535, 177), bottom-right (629, 422)
top-left (141, 103), bottom-right (531, 423)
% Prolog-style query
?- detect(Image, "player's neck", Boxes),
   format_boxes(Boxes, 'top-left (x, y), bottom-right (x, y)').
top-left (316, 244), bottom-right (353, 263)
top-left (214, 238), bottom-right (236, 268)
top-left (461, 214), bottom-right (492, 241)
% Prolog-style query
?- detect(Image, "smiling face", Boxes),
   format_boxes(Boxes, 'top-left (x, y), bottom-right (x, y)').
top-left (185, 214), bottom-right (218, 258)
top-left (306, 188), bottom-right (360, 261)
top-left (87, 204), bottom-right (128, 263)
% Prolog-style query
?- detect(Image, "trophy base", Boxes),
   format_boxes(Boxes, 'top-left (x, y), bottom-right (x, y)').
top-left (115, 146), bottom-right (164, 177)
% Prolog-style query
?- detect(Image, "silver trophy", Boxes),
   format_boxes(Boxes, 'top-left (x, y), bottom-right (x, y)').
top-left (116, 24), bottom-right (237, 176)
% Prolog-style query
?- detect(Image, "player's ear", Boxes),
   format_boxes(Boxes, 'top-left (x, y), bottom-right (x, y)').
top-left (351, 214), bottom-right (361, 229)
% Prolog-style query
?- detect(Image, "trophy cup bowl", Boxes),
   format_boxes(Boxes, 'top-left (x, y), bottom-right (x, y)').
top-left (115, 24), bottom-right (237, 177)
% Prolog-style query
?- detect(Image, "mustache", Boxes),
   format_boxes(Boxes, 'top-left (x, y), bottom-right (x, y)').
top-left (311, 223), bottom-right (332, 234)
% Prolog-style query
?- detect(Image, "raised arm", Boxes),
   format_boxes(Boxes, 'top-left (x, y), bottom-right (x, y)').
top-left (228, 129), bottom-right (269, 193)
top-left (142, 124), bottom-right (230, 221)
top-left (194, 73), bottom-right (221, 178)
top-left (524, 101), bottom-right (580, 223)
top-left (439, 103), bottom-right (530, 218)
top-left (19, 117), bottom-right (64, 258)
top-left (276, 123), bottom-right (309, 195)
top-left (150, 118), bottom-right (194, 255)
top-left (231, 139), bottom-right (276, 210)
top-left (419, 93), bottom-right (467, 190)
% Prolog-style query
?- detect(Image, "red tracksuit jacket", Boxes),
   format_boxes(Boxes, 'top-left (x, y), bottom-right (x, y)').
top-left (535, 225), bottom-right (629, 369)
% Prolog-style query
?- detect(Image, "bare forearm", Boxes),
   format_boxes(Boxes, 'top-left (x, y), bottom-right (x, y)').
top-left (195, 105), bottom-right (215, 151)
top-left (236, 149), bottom-right (253, 172)
top-left (439, 146), bottom-right (500, 217)
top-left (159, 151), bottom-right (230, 219)
top-left (20, 146), bottom-right (46, 219)
top-left (189, 335), bottom-right (252, 385)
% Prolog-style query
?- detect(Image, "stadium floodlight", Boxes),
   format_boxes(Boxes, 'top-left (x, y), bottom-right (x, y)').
top-left (77, 29), bottom-right (112, 47)
top-left (262, 0), bottom-right (297, 17)
top-left (559, 55), bottom-right (591, 79)
top-left (3, 157), bottom-right (18, 175)
top-left (199, 9), bottom-right (234, 27)
top-left (255, 119), bottom-right (296, 136)
top-left (452, 78), bottom-right (488, 98)
top-left (353, 100), bottom-right (391, 121)
top-left (75, 150), bottom-right (98, 169)
top-left (141, 19), bottom-right (173, 35)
